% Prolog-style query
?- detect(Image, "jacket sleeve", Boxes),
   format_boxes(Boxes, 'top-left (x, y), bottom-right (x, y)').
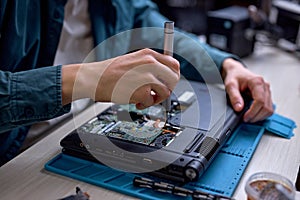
top-left (129, 0), bottom-right (240, 83)
top-left (0, 65), bottom-right (71, 134)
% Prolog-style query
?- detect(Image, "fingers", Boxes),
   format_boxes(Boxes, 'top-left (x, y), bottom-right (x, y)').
top-left (243, 77), bottom-right (274, 122)
top-left (128, 49), bottom-right (179, 108)
top-left (103, 48), bottom-right (180, 109)
top-left (225, 74), bottom-right (274, 123)
top-left (132, 83), bottom-right (170, 110)
top-left (222, 58), bottom-right (274, 123)
top-left (133, 86), bottom-right (155, 110)
top-left (225, 81), bottom-right (245, 112)
top-left (137, 48), bottom-right (180, 76)
top-left (134, 49), bottom-right (180, 91)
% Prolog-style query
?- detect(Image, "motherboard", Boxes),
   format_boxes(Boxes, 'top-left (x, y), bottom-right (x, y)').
top-left (77, 104), bottom-right (183, 148)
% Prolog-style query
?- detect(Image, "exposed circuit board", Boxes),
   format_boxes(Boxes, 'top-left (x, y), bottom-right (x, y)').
top-left (77, 104), bottom-right (183, 148)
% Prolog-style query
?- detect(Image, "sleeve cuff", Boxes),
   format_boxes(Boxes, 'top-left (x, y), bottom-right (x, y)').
top-left (10, 65), bottom-right (71, 125)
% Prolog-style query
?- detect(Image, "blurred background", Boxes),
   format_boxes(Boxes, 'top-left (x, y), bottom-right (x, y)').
top-left (152, 0), bottom-right (300, 57)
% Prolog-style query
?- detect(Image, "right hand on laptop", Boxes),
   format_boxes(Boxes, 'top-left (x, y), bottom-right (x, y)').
top-left (61, 48), bottom-right (180, 109)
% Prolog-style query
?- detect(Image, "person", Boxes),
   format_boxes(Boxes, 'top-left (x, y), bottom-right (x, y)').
top-left (0, 0), bottom-right (274, 165)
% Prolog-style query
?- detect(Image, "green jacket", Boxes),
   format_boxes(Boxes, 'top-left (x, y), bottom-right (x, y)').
top-left (0, 0), bottom-right (236, 164)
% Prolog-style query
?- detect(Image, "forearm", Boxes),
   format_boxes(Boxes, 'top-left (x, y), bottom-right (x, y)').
top-left (61, 59), bottom-right (114, 105)
top-left (61, 63), bottom-right (101, 105)
top-left (62, 48), bottom-right (180, 110)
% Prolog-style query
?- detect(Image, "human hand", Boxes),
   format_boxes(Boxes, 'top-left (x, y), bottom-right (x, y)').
top-left (221, 58), bottom-right (274, 122)
top-left (62, 48), bottom-right (180, 109)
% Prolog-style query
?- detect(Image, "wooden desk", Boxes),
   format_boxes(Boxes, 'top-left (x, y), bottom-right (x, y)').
top-left (234, 44), bottom-right (300, 199)
top-left (0, 45), bottom-right (299, 200)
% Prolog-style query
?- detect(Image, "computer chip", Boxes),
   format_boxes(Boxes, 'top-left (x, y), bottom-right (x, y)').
top-left (107, 120), bottom-right (163, 145)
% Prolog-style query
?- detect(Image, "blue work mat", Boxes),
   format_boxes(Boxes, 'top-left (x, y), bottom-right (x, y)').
top-left (44, 113), bottom-right (296, 199)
